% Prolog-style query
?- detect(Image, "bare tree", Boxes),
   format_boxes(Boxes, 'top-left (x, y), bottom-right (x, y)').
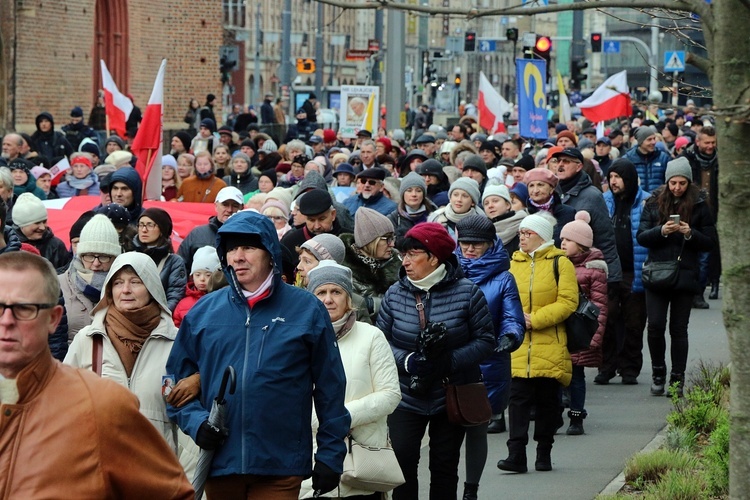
top-left (316, 0), bottom-right (750, 498)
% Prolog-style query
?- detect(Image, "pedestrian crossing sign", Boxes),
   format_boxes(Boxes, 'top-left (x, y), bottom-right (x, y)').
top-left (664, 51), bottom-right (686, 72)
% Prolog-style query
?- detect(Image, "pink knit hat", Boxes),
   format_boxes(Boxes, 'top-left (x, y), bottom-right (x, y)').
top-left (523, 167), bottom-right (559, 188)
top-left (561, 211), bottom-right (594, 248)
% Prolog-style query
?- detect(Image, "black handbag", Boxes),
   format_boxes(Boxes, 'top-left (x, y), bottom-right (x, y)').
top-left (553, 256), bottom-right (601, 354)
top-left (642, 238), bottom-right (685, 292)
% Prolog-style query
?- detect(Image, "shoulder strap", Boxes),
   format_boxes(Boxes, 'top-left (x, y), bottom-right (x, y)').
top-left (414, 292), bottom-right (426, 330)
top-left (553, 255), bottom-right (560, 284)
top-left (92, 335), bottom-right (103, 377)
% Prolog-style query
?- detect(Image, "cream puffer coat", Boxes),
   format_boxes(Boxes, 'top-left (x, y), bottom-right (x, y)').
top-left (64, 252), bottom-right (180, 455)
top-left (509, 243), bottom-right (578, 386)
top-left (299, 320), bottom-right (401, 498)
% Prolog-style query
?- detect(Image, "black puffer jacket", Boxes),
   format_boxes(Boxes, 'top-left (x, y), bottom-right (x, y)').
top-left (636, 187), bottom-right (716, 294)
top-left (376, 255), bottom-right (496, 414)
top-left (14, 227), bottom-right (71, 272)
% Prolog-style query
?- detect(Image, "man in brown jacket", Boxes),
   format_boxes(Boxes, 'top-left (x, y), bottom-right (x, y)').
top-left (0, 252), bottom-right (193, 499)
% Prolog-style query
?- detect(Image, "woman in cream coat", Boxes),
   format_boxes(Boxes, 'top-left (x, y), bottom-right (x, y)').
top-left (300, 261), bottom-right (401, 499)
top-left (64, 252), bottom-right (198, 477)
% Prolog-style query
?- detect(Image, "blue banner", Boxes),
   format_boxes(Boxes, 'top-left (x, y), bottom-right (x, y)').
top-left (516, 59), bottom-right (547, 139)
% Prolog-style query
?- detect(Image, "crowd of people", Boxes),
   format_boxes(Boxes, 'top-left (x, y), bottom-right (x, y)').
top-left (0, 95), bottom-right (718, 500)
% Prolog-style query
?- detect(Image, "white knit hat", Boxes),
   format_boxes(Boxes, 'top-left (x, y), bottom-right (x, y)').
top-left (13, 193), bottom-right (48, 227)
top-left (519, 212), bottom-right (556, 243)
top-left (191, 246), bottom-right (222, 275)
top-left (482, 183), bottom-right (512, 205)
top-left (77, 214), bottom-right (122, 257)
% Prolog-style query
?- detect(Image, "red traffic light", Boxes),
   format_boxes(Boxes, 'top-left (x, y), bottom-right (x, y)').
top-left (592, 34), bottom-right (601, 42)
top-left (535, 36), bottom-right (551, 53)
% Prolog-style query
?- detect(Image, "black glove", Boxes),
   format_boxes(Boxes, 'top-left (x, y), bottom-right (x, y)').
top-left (496, 334), bottom-right (516, 353)
top-left (312, 461), bottom-right (340, 496)
top-left (406, 354), bottom-right (433, 376)
top-left (195, 420), bottom-right (227, 450)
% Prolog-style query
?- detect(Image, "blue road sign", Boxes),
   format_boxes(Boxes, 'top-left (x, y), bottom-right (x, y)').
top-left (603, 41), bottom-right (621, 54)
top-left (664, 51), bottom-right (686, 72)
top-left (479, 40), bottom-right (497, 52)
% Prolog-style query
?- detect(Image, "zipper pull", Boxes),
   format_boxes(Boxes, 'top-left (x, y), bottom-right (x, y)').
top-left (245, 317), bottom-right (250, 327)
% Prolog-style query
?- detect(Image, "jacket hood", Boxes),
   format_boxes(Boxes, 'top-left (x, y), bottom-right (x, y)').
top-left (110, 167), bottom-right (143, 209)
top-left (93, 252), bottom-right (170, 315)
top-left (35, 112), bottom-right (55, 131)
top-left (608, 158), bottom-right (639, 202)
top-left (569, 247), bottom-right (609, 276)
top-left (217, 210), bottom-right (282, 277)
top-left (457, 238), bottom-right (510, 283)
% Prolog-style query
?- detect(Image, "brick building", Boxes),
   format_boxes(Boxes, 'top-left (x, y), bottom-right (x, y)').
top-left (0, 0), bottom-right (223, 135)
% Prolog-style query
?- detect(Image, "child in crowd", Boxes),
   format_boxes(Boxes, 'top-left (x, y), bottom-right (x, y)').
top-left (428, 177), bottom-right (484, 237)
top-left (560, 211), bottom-right (609, 435)
top-left (173, 246), bottom-right (221, 327)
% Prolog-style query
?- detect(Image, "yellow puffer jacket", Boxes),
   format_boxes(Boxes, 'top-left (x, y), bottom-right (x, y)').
top-left (509, 243), bottom-right (578, 386)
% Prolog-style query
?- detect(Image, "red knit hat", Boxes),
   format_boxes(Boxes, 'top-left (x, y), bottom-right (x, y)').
top-left (323, 129), bottom-right (337, 143)
top-left (405, 222), bottom-right (456, 263)
top-left (376, 137), bottom-right (392, 154)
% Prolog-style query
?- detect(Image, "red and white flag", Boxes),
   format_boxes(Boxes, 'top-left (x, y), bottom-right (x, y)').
top-left (131, 59), bottom-right (167, 201)
top-left (48, 156), bottom-right (71, 183)
top-left (478, 72), bottom-right (510, 134)
top-left (100, 60), bottom-right (133, 139)
top-left (579, 70), bottom-right (631, 123)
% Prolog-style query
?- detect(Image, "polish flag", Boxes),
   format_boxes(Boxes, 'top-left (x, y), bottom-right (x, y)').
top-left (131, 59), bottom-right (167, 201)
top-left (100, 60), bottom-right (133, 138)
top-left (477, 72), bottom-right (510, 134)
top-left (578, 70), bottom-right (632, 123)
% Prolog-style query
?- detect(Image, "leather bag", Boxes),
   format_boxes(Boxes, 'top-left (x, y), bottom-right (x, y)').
top-left (341, 435), bottom-right (405, 492)
top-left (641, 238), bottom-right (685, 292)
top-left (444, 382), bottom-right (493, 426)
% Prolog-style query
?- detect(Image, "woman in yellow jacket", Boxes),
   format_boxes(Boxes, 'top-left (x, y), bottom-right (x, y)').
top-left (497, 212), bottom-right (578, 474)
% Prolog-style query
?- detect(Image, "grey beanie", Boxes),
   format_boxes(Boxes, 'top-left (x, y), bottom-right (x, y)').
top-left (462, 154), bottom-right (488, 178)
top-left (232, 152), bottom-right (252, 166)
top-left (307, 260), bottom-right (354, 298)
top-left (301, 233), bottom-right (346, 264)
top-left (354, 207), bottom-right (395, 248)
top-left (399, 171), bottom-right (426, 198)
top-left (665, 156), bottom-right (693, 183)
top-left (634, 126), bottom-right (657, 145)
top-left (449, 177), bottom-right (481, 207)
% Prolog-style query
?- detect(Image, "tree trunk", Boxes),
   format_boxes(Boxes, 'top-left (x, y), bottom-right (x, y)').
top-left (713, 2), bottom-right (750, 498)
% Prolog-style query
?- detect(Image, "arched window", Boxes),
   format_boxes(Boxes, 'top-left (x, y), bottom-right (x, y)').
top-left (93, 0), bottom-right (129, 103)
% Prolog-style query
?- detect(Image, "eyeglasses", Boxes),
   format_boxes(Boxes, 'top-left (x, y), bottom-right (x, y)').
top-left (358, 178), bottom-right (380, 186)
top-left (459, 241), bottom-right (489, 249)
top-left (138, 222), bottom-right (158, 230)
top-left (0, 303), bottom-right (56, 321)
top-left (266, 215), bottom-right (287, 222)
top-left (401, 250), bottom-right (427, 261)
top-left (547, 158), bottom-right (559, 164)
top-left (558, 158), bottom-right (581, 166)
top-left (81, 254), bottom-right (114, 264)
top-left (518, 230), bottom-right (537, 238)
top-left (379, 235), bottom-right (395, 244)
top-left (351, 160), bottom-right (362, 165)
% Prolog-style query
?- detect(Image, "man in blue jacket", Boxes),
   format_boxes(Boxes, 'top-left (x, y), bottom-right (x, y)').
top-left (167, 211), bottom-right (350, 499)
top-left (623, 126), bottom-right (671, 193)
top-left (599, 159), bottom-right (650, 385)
top-left (342, 167), bottom-right (397, 217)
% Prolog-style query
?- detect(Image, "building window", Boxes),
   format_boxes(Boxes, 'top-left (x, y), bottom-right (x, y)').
top-left (223, 0), bottom-right (246, 28)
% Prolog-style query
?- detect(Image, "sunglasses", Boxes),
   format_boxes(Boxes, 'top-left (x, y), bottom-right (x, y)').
top-left (358, 178), bottom-right (380, 186)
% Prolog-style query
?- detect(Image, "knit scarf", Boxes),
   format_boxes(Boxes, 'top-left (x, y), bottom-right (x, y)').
top-left (196, 169), bottom-right (214, 180)
top-left (140, 243), bottom-right (170, 267)
top-left (354, 247), bottom-right (380, 272)
top-left (694, 149), bottom-right (717, 171)
top-left (408, 263), bottom-right (447, 291)
top-left (492, 210), bottom-right (526, 246)
top-left (66, 173), bottom-right (96, 191)
top-left (444, 205), bottom-right (478, 224)
top-left (400, 204), bottom-right (427, 222)
top-left (73, 259), bottom-right (108, 303)
top-left (528, 196), bottom-right (554, 213)
top-left (287, 173), bottom-right (305, 185)
top-left (104, 301), bottom-right (162, 377)
top-left (332, 310), bottom-right (357, 340)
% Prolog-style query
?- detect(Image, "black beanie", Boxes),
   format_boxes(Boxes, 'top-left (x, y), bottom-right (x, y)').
top-left (174, 131), bottom-right (192, 152)
top-left (223, 233), bottom-right (265, 253)
top-left (456, 214), bottom-right (496, 243)
top-left (259, 169), bottom-right (277, 188)
top-left (70, 211), bottom-right (97, 241)
top-left (608, 158), bottom-right (639, 202)
top-left (139, 208), bottom-right (173, 239)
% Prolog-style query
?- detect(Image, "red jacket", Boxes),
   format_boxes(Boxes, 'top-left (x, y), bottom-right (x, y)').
top-left (173, 283), bottom-right (206, 327)
top-left (569, 249), bottom-right (609, 368)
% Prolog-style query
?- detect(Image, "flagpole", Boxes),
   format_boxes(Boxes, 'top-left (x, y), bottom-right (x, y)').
top-left (106, 115), bottom-right (110, 138)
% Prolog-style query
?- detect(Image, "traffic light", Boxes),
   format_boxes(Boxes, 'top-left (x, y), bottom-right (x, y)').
top-left (591, 33), bottom-right (602, 53)
top-left (464, 31), bottom-right (476, 52)
top-left (570, 59), bottom-right (588, 90)
top-left (534, 35), bottom-right (552, 83)
top-left (454, 74), bottom-right (461, 88)
top-left (506, 28), bottom-right (518, 42)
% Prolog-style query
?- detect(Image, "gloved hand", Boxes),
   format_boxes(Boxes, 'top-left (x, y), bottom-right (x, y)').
top-left (195, 420), bottom-right (227, 450)
top-left (406, 353), bottom-right (434, 376)
top-left (496, 334), bottom-right (516, 353)
top-left (312, 461), bottom-right (340, 496)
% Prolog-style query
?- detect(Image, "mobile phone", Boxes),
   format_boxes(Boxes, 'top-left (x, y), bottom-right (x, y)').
top-left (670, 215), bottom-right (680, 225)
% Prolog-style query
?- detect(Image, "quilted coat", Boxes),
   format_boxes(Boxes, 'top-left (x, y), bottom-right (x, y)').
top-left (457, 240), bottom-right (525, 414)
top-left (377, 255), bottom-right (496, 414)
top-left (568, 249), bottom-right (609, 368)
top-left (603, 187), bottom-right (651, 293)
top-left (509, 243), bottom-right (577, 386)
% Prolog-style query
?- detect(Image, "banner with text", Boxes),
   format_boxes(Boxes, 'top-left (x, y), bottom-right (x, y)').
top-left (516, 59), bottom-right (548, 139)
top-left (340, 85), bottom-right (380, 138)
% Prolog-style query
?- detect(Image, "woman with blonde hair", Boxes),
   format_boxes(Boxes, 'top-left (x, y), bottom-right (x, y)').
top-left (176, 153), bottom-right (195, 182)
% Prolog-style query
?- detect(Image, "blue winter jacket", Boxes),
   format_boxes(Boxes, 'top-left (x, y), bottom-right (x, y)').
top-left (166, 211), bottom-right (350, 477)
top-left (457, 241), bottom-right (525, 414)
top-left (623, 145), bottom-right (671, 193)
top-left (343, 191), bottom-right (397, 217)
top-left (376, 255), bottom-right (496, 414)
top-left (604, 188), bottom-right (650, 293)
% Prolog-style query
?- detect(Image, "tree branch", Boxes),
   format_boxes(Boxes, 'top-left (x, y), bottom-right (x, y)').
top-left (686, 52), bottom-right (713, 76)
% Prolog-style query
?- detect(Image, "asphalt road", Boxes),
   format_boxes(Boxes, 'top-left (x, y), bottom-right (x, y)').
top-left (415, 298), bottom-right (729, 499)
